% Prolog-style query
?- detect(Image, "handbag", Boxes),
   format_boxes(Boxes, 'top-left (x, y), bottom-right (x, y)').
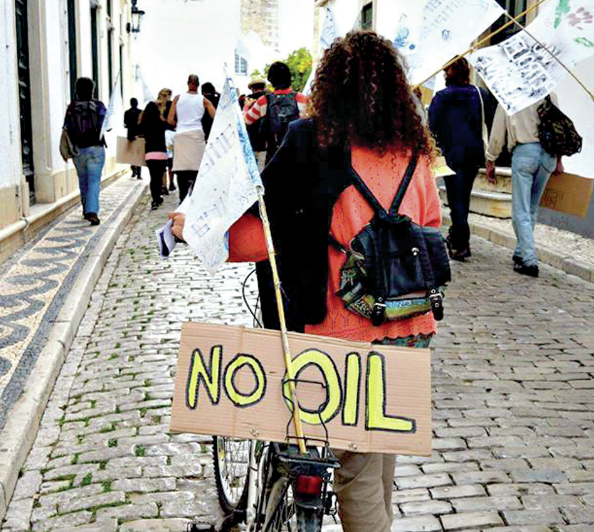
top-left (331, 153), bottom-right (451, 326)
top-left (537, 96), bottom-right (582, 157)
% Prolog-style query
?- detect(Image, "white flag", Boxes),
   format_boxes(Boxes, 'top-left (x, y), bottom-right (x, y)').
top-left (100, 73), bottom-right (123, 139)
top-left (181, 78), bottom-right (262, 273)
top-left (469, 0), bottom-right (594, 115)
top-left (403, 0), bottom-right (504, 85)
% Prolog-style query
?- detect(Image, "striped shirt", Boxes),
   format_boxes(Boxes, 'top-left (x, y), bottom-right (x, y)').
top-left (244, 88), bottom-right (308, 126)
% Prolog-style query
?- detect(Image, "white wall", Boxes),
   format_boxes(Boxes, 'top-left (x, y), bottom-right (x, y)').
top-left (0, 2), bottom-right (25, 189)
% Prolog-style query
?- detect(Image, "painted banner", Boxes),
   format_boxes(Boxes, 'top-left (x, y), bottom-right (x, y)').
top-left (100, 73), bottom-right (123, 139)
top-left (180, 78), bottom-right (262, 272)
top-left (170, 323), bottom-right (432, 455)
top-left (469, 0), bottom-right (594, 116)
top-left (400, 0), bottom-right (504, 85)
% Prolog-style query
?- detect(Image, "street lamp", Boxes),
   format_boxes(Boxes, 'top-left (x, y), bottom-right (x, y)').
top-left (126, 0), bottom-right (145, 34)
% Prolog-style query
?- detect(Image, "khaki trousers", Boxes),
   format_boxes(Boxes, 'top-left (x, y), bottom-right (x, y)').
top-left (333, 451), bottom-right (396, 532)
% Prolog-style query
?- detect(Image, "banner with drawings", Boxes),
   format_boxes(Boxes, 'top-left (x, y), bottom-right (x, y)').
top-left (176, 78), bottom-right (262, 272)
top-left (469, 0), bottom-right (594, 116)
top-left (399, 0), bottom-right (504, 85)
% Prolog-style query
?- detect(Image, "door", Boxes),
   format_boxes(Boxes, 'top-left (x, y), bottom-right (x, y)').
top-left (15, 0), bottom-right (35, 204)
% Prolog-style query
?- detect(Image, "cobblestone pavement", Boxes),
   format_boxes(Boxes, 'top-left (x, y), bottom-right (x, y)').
top-left (2, 190), bottom-right (594, 532)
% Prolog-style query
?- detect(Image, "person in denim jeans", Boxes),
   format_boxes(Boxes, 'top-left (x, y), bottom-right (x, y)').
top-left (486, 99), bottom-right (562, 277)
top-left (63, 77), bottom-right (107, 226)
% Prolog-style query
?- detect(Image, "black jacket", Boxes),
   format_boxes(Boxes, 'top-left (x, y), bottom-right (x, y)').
top-left (141, 119), bottom-right (166, 154)
top-left (256, 118), bottom-right (352, 332)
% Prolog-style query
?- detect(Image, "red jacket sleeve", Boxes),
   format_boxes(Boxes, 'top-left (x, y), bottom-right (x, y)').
top-left (228, 213), bottom-right (268, 263)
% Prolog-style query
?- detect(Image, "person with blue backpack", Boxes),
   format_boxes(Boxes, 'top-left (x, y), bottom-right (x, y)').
top-left (62, 77), bottom-right (107, 226)
top-left (244, 61), bottom-right (307, 164)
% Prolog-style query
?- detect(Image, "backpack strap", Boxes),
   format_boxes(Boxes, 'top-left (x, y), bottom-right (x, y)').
top-left (346, 150), bottom-right (419, 217)
top-left (389, 153), bottom-right (419, 215)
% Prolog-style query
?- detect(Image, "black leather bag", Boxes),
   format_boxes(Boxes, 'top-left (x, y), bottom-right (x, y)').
top-left (332, 154), bottom-right (451, 326)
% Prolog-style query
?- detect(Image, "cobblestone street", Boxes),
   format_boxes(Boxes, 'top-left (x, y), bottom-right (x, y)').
top-left (2, 189), bottom-right (594, 532)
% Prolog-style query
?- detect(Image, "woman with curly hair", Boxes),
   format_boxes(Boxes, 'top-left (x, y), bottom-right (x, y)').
top-left (170, 31), bottom-right (442, 532)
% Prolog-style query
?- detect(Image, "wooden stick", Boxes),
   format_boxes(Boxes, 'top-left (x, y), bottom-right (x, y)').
top-left (413, 0), bottom-right (549, 89)
top-left (503, 11), bottom-right (594, 103)
top-left (256, 186), bottom-right (308, 454)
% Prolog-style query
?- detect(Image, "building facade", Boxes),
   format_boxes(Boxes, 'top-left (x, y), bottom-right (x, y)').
top-left (240, 0), bottom-right (280, 52)
top-left (0, 0), bottom-right (136, 263)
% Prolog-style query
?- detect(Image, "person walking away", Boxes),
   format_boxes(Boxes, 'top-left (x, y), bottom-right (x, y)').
top-left (140, 101), bottom-right (168, 210)
top-left (244, 77), bottom-right (269, 172)
top-left (170, 31), bottom-right (442, 532)
top-left (201, 82), bottom-right (220, 142)
top-left (429, 58), bottom-right (493, 261)
top-left (244, 61), bottom-right (307, 164)
top-left (486, 98), bottom-right (562, 278)
top-left (157, 88), bottom-right (175, 193)
top-left (124, 98), bottom-right (143, 179)
top-left (63, 77), bottom-right (107, 226)
top-left (168, 74), bottom-right (216, 203)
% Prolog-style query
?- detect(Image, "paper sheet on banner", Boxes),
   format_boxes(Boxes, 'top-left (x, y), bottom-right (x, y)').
top-left (181, 79), bottom-right (262, 272)
top-left (469, 0), bottom-right (594, 116)
top-left (396, 0), bottom-right (504, 86)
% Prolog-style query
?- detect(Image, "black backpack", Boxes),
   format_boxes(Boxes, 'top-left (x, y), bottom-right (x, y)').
top-left (266, 92), bottom-right (299, 150)
top-left (537, 96), bottom-right (582, 157)
top-left (331, 154), bottom-right (451, 326)
top-left (66, 101), bottom-right (103, 149)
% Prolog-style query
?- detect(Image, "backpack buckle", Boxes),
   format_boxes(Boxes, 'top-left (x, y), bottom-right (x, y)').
top-left (371, 297), bottom-right (386, 327)
top-left (429, 289), bottom-right (444, 321)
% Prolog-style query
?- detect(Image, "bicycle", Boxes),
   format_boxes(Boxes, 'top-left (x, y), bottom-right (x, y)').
top-left (213, 434), bottom-right (339, 532)
top-left (208, 269), bottom-right (341, 532)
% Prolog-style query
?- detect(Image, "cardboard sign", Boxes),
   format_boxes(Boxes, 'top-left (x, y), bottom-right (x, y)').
top-left (540, 172), bottom-right (594, 218)
top-left (116, 136), bottom-right (147, 167)
top-left (170, 323), bottom-right (432, 456)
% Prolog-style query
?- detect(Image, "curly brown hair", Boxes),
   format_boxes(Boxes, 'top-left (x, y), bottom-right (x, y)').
top-left (309, 31), bottom-right (433, 157)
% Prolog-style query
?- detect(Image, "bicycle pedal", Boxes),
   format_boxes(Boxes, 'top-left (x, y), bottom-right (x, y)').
top-left (187, 523), bottom-right (216, 532)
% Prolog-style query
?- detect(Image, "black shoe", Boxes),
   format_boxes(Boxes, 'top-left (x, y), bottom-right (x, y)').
top-left (169, 183), bottom-right (176, 191)
top-left (83, 212), bottom-right (91, 220)
top-left (136, 174), bottom-right (142, 180)
top-left (162, 187), bottom-right (169, 196)
top-left (151, 201), bottom-right (159, 210)
top-left (446, 236), bottom-right (470, 261)
top-left (513, 262), bottom-right (539, 278)
top-left (87, 213), bottom-right (100, 226)
top-left (512, 254), bottom-right (523, 265)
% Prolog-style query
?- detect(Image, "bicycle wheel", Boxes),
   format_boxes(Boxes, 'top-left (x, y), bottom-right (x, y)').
top-left (260, 473), bottom-right (323, 532)
top-left (213, 436), bottom-right (250, 514)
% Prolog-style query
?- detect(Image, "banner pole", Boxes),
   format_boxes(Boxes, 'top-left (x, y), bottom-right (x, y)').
top-left (503, 12), bottom-right (594, 103)
top-left (413, 0), bottom-right (549, 89)
top-left (256, 186), bottom-right (308, 455)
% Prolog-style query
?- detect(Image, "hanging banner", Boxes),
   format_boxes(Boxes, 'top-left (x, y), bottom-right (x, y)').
top-left (402, 0), bottom-right (504, 85)
top-left (100, 73), bottom-right (123, 139)
top-left (170, 323), bottom-right (432, 456)
top-left (178, 78), bottom-right (262, 271)
top-left (469, 0), bottom-right (594, 115)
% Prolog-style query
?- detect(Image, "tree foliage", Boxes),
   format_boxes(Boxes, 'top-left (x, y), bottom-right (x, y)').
top-left (250, 47), bottom-right (313, 93)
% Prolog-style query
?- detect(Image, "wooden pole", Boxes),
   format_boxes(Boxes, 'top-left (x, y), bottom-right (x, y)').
top-left (256, 186), bottom-right (308, 454)
top-left (413, 0), bottom-right (549, 89)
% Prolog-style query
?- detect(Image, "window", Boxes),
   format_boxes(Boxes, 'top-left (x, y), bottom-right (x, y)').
top-left (91, 6), bottom-right (99, 98)
top-left (67, 0), bottom-right (77, 100)
top-left (361, 2), bottom-right (373, 30)
top-left (235, 51), bottom-right (248, 76)
top-left (490, 0), bottom-right (527, 45)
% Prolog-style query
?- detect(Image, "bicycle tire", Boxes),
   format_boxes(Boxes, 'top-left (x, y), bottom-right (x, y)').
top-left (212, 436), bottom-right (250, 514)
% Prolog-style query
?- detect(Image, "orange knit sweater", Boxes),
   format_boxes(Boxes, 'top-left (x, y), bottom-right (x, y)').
top-left (228, 145), bottom-right (442, 342)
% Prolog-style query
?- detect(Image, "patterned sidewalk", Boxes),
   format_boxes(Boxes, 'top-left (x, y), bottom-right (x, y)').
top-left (0, 175), bottom-right (147, 431)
